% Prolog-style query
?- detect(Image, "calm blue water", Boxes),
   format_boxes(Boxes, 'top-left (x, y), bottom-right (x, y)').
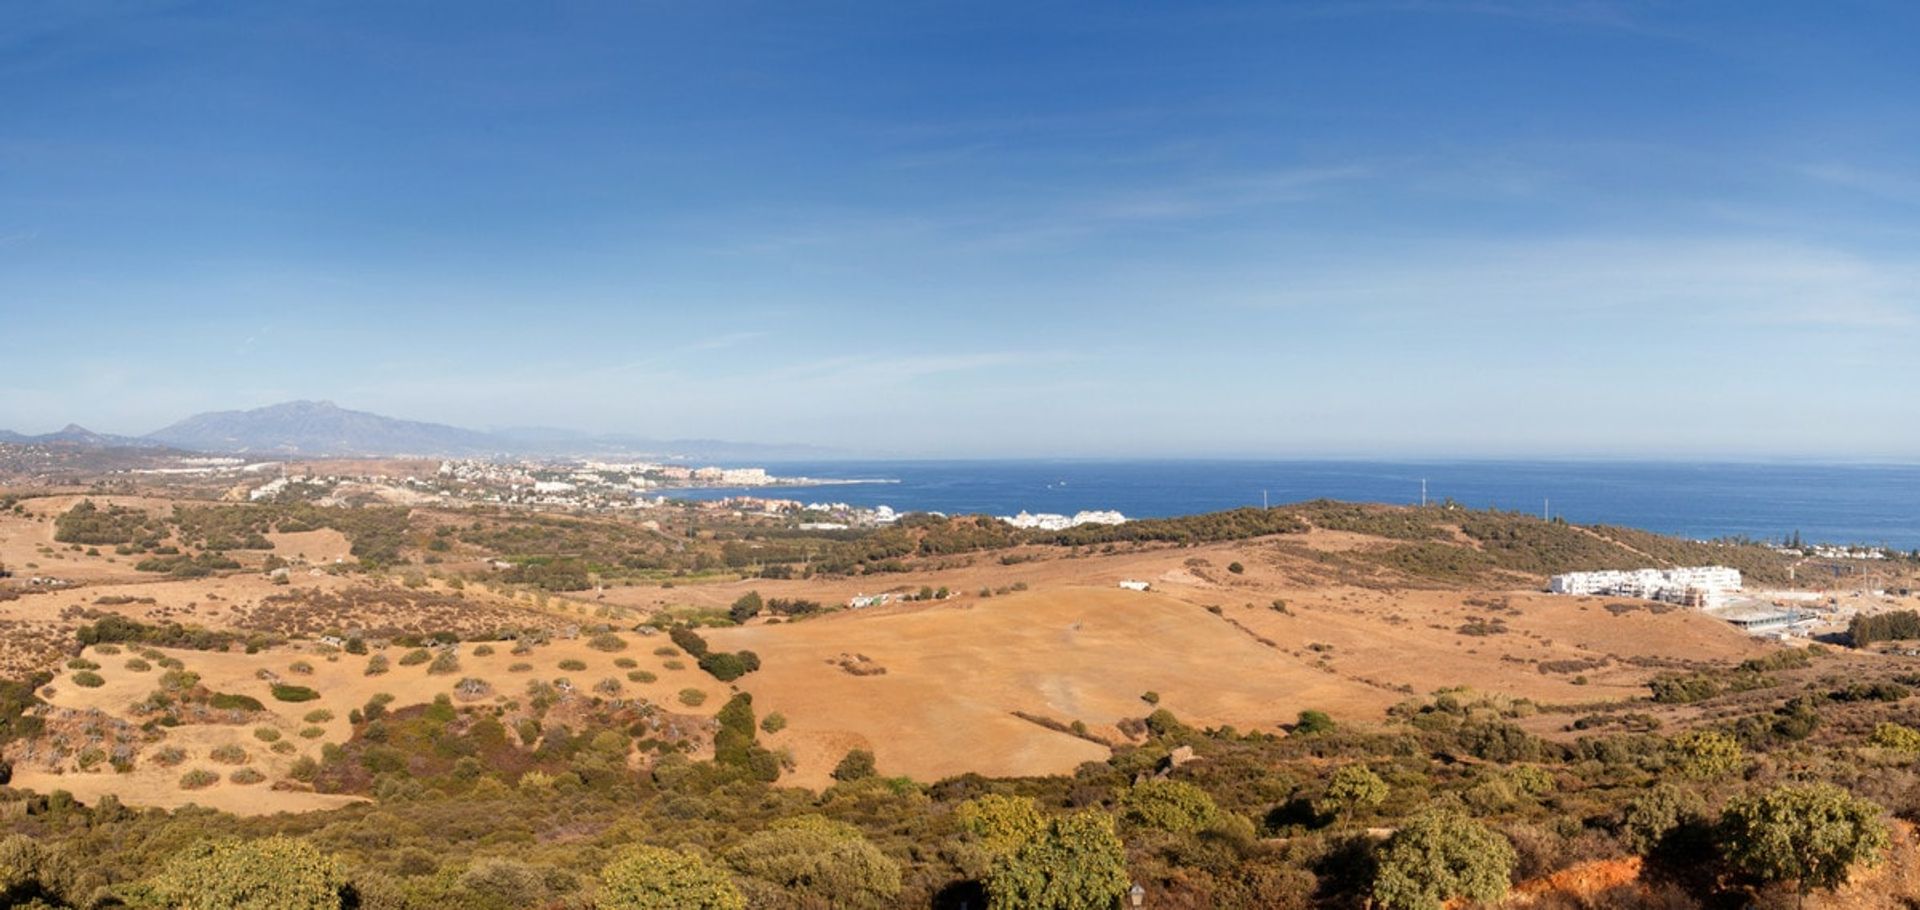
top-left (664, 460), bottom-right (1920, 550)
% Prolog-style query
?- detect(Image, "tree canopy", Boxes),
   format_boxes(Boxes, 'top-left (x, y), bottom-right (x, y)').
top-left (986, 810), bottom-right (1129, 910)
top-left (137, 836), bottom-right (350, 910)
top-left (1370, 806), bottom-right (1516, 910)
top-left (598, 845), bottom-right (744, 910)
top-left (1720, 782), bottom-right (1889, 896)
top-left (1121, 779), bottom-right (1220, 833)
top-left (725, 815), bottom-right (901, 910)
top-left (1319, 764), bottom-right (1389, 821)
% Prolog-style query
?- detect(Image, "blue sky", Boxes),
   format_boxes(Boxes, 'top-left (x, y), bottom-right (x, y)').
top-left (4, 1), bottom-right (1918, 457)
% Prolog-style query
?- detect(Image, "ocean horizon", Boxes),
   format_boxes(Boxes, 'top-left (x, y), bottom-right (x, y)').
top-left (662, 458), bottom-right (1920, 551)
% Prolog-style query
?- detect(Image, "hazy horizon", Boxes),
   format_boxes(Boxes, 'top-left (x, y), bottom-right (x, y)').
top-left (7, 2), bottom-right (1919, 459)
top-left (11, 395), bottom-right (1920, 464)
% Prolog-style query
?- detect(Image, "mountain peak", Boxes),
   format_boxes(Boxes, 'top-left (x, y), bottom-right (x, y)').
top-left (145, 401), bottom-right (497, 457)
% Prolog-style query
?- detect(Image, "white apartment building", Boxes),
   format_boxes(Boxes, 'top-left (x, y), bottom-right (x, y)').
top-left (1548, 565), bottom-right (1742, 608)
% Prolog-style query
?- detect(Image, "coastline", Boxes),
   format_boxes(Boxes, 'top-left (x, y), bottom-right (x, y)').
top-left (660, 458), bottom-right (1920, 550)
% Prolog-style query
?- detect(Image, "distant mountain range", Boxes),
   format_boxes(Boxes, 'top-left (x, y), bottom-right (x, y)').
top-left (0, 401), bottom-right (832, 461)
top-left (0, 424), bottom-right (166, 449)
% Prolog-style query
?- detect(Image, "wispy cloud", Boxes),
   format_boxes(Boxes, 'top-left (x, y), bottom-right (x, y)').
top-left (768, 350), bottom-right (1057, 387)
top-left (1245, 237), bottom-right (1920, 330)
top-left (1073, 165), bottom-right (1372, 223)
top-left (720, 163), bottom-right (1373, 258)
top-left (1801, 164), bottom-right (1920, 205)
top-left (600, 331), bottom-right (771, 375)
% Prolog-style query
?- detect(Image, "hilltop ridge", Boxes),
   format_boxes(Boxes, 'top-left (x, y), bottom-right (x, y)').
top-left (0, 400), bottom-right (831, 460)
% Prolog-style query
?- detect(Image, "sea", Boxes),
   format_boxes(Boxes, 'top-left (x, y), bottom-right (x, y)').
top-left (660, 460), bottom-right (1920, 551)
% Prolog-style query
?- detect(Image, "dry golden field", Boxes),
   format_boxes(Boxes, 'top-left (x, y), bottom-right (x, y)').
top-left (0, 490), bottom-right (1802, 813)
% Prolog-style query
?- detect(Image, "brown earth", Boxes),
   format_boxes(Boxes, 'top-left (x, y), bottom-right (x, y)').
top-left (10, 632), bottom-right (728, 817)
top-left (0, 494), bottom-right (1802, 812)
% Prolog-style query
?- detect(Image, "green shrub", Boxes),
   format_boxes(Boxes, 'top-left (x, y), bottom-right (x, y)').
top-left (271, 683), bottom-right (320, 702)
top-left (1870, 721), bottom-right (1920, 752)
top-left (1294, 709), bottom-right (1335, 735)
top-left (1721, 783), bottom-right (1890, 896)
top-left (985, 811), bottom-right (1127, 910)
top-left (145, 835), bottom-right (350, 910)
top-left (1371, 806), bottom-right (1516, 910)
top-left (697, 652), bottom-right (749, 682)
top-left (598, 844), bottom-right (744, 910)
top-left (726, 816), bottom-right (899, 907)
top-left (1122, 779), bottom-right (1219, 832)
top-left (1650, 672), bottom-right (1722, 704)
top-left (207, 691), bottom-right (264, 712)
top-left (179, 768), bottom-right (220, 790)
top-left (70, 671), bottom-right (105, 688)
top-left (832, 748), bottom-right (876, 782)
top-left (1319, 764), bottom-right (1389, 820)
top-left (677, 688), bottom-right (707, 707)
top-left (1673, 729), bottom-right (1744, 778)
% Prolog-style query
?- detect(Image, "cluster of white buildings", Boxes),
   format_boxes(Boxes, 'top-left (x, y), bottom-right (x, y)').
top-left (691, 466), bottom-right (773, 485)
top-left (1767, 542), bottom-right (1895, 560)
top-left (248, 477), bottom-right (291, 501)
top-left (130, 457), bottom-right (280, 477)
top-left (1548, 565), bottom-right (1743, 608)
top-left (797, 502), bottom-right (899, 527)
top-left (1809, 545), bottom-right (1889, 560)
top-left (1000, 510), bottom-right (1129, 531)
